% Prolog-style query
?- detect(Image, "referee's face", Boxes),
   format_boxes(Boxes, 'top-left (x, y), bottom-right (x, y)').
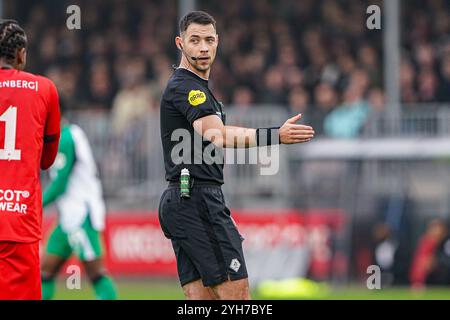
top-left (178, 23), bottom-right (218, 73)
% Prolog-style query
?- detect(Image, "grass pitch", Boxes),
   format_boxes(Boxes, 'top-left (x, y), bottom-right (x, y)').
top-left (52, 278), bottom-right (450, 300)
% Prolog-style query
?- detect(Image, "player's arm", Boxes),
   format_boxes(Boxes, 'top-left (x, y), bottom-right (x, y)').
top-left (41, 81), bottom-right (61, 170)
top-left (193, 113), bottom-right (315, 148)
top-left (42, 128), bottom-right (75, 207)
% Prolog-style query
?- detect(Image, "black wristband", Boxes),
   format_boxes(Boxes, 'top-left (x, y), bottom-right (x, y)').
top-left (256, 127), bottom-right (280, 146)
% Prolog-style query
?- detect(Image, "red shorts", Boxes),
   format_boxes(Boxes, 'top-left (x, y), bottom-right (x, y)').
top-left (0, 241), bottom-right (41, 300)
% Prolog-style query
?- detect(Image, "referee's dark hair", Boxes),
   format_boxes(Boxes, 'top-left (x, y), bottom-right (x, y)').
top-left (0, 19), bottom-right (27, 63)
top-left (179, 11), bottom-right (216, 34)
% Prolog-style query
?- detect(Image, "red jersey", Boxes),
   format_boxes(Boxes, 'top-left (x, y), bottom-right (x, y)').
top-left (0, 68), bottom-right (60, 243)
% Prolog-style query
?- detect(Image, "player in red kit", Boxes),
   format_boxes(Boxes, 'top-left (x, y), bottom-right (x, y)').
top-left (0, 19), bottom-right (60, 300)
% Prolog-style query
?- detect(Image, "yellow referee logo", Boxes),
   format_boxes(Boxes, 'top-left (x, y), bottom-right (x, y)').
top-left (188, 90), bottom-right (207, 106)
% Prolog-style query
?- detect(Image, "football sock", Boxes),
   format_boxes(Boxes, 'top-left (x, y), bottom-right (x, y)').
top-left (41, 277), bottom-right (56, 300)
top-left (92, 275), bottom-right (117, 300)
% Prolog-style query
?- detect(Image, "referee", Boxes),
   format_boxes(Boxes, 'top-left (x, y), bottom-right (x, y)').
top-left (159, 11), bottom-right (315, 300)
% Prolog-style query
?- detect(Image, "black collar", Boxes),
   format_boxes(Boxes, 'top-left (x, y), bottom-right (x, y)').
top-left (176, 68), bottom-right (209, 86)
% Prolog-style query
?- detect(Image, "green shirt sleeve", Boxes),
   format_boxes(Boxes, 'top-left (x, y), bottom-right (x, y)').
top-left (42, 126), bottom-right (75, 207)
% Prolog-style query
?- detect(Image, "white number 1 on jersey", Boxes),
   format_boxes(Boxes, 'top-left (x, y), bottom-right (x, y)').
top-left (0, 106), bottom-right (21, 161)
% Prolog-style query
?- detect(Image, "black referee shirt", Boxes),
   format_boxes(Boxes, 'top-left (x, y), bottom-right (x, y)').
top-left (160, 68), bottom-right (226, 184)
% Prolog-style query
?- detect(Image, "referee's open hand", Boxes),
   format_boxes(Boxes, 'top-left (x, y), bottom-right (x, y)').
top-left (279, 114), bottom-right (315, 144)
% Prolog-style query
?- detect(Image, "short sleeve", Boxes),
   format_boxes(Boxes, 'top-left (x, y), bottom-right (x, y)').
top-left (173, 81), bottom-right (217, 125)
top-left (44, 80), bottom-right (61, 137)
top-left (40, 79), bottom-right (61, 169)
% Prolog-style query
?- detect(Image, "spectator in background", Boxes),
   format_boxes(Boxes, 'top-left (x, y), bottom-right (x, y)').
top-left (86, 61), bottom-right (115, 110)
top-left (148, 54), bottom-right (172, 109)
top-left (428, 223), bottom-right (450, 286)
top-left (417, 67), bottom-right (439, 103)
top-left (362, 87), bottom-right (386, 136)
top-left (284, 67), bottom-right (305, 92)
top-left (277, 44), bottom-right (298, 71)
top-left (288, 86), bottom-right (310, 115)
top-left (367, 87), bottom-right (385, 113)
top-left (260, 67), bottom-right (287, 105)
top-left (108, 56), bottom-right (154, 183)
top-left (410, 219), bottom-right (448, 289)
top-left (111, 57), bottom-right (154, 136)
top-left (372, 223), bottom-right (398, 287)
top-left (311, 83), bottom-right (338, 136)
top-left (304, 46), bottom-right (329, 89)
top-left (232, 86), bottom-right (254, 109)
top-left (38, 32), bottom-right (58, 71)
top-left (324, 83), bottom-right (370, 138)
top-left (357, 44), bottom-right (381, 88)
top-left (369, 194), bottom-right (415, 286)
top-left (336, 54), bottom-right (357, 88)
top-left (437, 55), bottom-right (450, 102)
top-left (415, 43), bottom-right (435, 70)
top-left (45, 66), bottom-right (79, 111)
top-left (400, 60), bottom-right (418, 104)
top-left (349, 69), bottom-right (370, 95)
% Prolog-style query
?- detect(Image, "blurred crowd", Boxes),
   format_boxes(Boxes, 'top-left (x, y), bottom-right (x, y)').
top-left (5, 0), bottom-right (450, 138)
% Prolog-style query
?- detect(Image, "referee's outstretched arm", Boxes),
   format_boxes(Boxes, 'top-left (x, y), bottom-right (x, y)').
top-left (193, 113), bottom-right (315, 148)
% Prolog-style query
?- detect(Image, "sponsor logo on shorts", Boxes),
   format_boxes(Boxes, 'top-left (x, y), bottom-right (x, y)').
top-left (230, 258), bottom-right (241, 272)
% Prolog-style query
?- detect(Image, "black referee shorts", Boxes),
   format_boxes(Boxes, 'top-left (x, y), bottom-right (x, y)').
top-left (158, 183), bottom-right (248, 287)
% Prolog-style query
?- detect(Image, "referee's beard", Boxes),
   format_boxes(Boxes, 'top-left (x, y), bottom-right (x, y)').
top-left (190, 58), bottom-right (213, 74)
